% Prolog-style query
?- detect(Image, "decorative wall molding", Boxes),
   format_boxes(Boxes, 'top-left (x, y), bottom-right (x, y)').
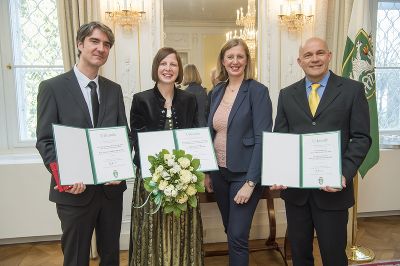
top-left (164, 33), bottom-right (191, 49)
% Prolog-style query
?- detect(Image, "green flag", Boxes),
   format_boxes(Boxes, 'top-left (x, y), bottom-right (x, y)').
top-left (342, 0), bottom-right (379, 177)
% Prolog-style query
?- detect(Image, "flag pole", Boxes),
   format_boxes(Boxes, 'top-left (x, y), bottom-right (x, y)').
top-left (346, 174), bottom-right (375, 262)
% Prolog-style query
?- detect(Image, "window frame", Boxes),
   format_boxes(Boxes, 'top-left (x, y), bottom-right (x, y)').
top-left (374, 0), bottom-right (400, 137)
top-left (0, 0), bottom-right (20, 150)
top-left (0, 0), bottom-right (63, 151)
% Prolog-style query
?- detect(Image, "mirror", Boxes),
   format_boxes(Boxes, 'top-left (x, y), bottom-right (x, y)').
top-left (163, 0), bottom-right (258, 90)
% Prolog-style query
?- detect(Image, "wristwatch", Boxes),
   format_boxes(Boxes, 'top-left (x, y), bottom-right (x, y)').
top-left (246, 180), bottom-right (256, 187)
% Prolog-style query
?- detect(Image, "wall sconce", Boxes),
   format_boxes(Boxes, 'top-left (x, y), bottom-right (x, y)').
top-left (278, 1), bottom-right (314, 32)
top-left (105, 0), bottom-right (145, 30)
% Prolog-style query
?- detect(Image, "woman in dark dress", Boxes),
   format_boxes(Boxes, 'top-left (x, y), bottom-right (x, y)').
top-left (128, 47), bottom-right (204, 266)
top-left (182, 64), bottom-right (208, 126)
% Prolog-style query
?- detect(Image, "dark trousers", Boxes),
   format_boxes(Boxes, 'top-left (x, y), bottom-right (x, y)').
top-left (285, 195), bottom-right (348, 266)
top-left (210, 168), bottom-right (262, 266)
top-left (56, 186), bottom-right (123, 266)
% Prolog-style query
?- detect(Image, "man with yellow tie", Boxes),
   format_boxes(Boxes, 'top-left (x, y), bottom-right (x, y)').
top-left (272, 37), bottom-right (371, 266)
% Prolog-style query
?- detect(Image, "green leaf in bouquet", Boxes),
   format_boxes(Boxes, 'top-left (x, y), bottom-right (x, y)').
top-left (191, 159), bottom-right (200, 170)
top-left (173, 208), bottom-right (181, 217)
top-left (177, 203), bottom-right (187, 211)
top-left (143, 180), bottom-right (153, 192)
top-left (148, 155), bottom-right (156, 164)
top-left (188, 196), bottom-right (197, 208)
top-left (164, 204), bottom-right (174, 214)
top-left (160, 149), bottom-right (170, 156)
top-left (154, 193), bottom-right (163, 205)
top-left (195, 183), bottom-right (205, 193)
top-left (184, 154), bottom-right (193, 161)
top-left (173, 149), bottom-right (185, 158)
top-left (149, 167), bottom-right (155, 174)
top-left (195, 171), bottom-right (205, 182)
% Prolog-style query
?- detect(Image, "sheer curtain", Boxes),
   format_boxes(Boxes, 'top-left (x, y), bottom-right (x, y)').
top-left (56, 0), bottom-right (100, 70)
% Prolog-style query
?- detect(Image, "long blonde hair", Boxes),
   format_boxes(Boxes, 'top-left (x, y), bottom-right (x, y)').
top-left (182, 64), bottom-right (202, 86)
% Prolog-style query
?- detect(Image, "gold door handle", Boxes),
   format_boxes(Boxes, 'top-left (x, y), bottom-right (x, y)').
top-left (6, 64), bottom-right (12, 69)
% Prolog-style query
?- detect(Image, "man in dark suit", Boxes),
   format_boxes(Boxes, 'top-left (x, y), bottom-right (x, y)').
top-left (272, 37), bottom-right (371, 266)
top-left (36, 22), bottom-right (131, 266)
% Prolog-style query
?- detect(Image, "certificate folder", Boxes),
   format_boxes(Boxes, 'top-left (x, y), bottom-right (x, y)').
top-left (262, 131), bottom-right (342, 188)
top-left (53, 124), bottom-right (135, 185)
top-left (137, 127), bottom-right (218, 178)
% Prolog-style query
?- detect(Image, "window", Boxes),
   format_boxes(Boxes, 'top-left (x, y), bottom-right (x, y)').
top-left (0, 0), bottom-right (63, 148)
top-left (375, 1), bottom-right (400, 135)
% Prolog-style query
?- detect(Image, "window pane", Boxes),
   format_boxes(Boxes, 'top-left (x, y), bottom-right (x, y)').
top-left (375, 69), bottom-right (400, 130)
top-left (11, 0), bottom-right (62, 66)
top-left (15, 68), bottom-right (63, 140)
top-left (376, 2), bottom-right (400, 132)
top-left (376, 2), bottom-right (400, 68)
top-left (9, 0), bottom-right (63, 142)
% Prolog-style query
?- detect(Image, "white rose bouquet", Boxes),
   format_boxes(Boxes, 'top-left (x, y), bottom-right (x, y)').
top-left (143, 149), bottom-right (205, 217)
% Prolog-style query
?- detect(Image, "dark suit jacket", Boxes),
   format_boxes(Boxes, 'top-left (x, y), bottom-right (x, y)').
top-left (36, 69), bottom-right (130, 206)
top-left (274, 71), bottom-right (371, 210)
top-left (130, 86), bottom-right (198, 167)
top-left (208, 79), bottom-right (273, 183)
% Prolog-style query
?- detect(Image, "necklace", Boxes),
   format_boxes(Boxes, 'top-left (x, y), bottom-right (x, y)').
top-left (227, 85), bottom-right (239, 93)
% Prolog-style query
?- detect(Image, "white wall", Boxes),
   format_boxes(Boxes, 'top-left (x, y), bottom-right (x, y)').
top-left (358, 149), bottom-right (400, 214)
top-left (0, 160), bottom-right (61, 240)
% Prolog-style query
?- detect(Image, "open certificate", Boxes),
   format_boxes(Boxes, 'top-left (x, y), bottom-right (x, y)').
top-left (53, 124), bottom-right (135, 185)
top-left (137, 127), bottom-right (218, 178)
top-left (262, 131), bottom-right (342, 188)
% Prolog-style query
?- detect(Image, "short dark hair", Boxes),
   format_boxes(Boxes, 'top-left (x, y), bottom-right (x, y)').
top-left (76, 21), bottom-right (115, 58)
top-left (151, 47), bottom-right (183, 83)
top-left (216, 38), bottom-right (254, 81)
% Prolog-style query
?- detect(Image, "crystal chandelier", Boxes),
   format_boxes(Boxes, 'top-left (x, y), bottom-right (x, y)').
top-left (226, 0), bottom-right (257, 59)
top-left (105, 0), bottom-right (145, 30)
top-left (278, 1), bottom-right (314, 32)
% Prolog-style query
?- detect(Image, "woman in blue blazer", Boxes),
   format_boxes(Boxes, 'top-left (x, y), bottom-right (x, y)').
top-left (205, 38), bottom-right (273, 266)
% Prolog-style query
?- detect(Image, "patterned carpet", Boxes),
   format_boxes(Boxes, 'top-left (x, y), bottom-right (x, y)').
top-left (355, 260), bottom-right (400, 266)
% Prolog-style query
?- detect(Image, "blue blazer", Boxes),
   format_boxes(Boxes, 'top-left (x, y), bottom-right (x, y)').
top-left (208, 79), bottom-right (273, 183)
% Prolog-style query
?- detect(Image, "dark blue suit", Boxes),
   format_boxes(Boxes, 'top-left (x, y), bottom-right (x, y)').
top-left (208, 79), bottom-right (273, 266)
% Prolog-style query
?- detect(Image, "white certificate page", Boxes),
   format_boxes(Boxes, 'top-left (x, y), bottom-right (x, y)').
top-left (137, 130), bottom-right (176, 178)
top-left (302, 132), bottom-right (341, 188)
top-left (262, 132), bottom-right (300, 187)
top-left (88, 127), bottom-right (135, 184)
top-left (174, 127), bottom-right (218, 171)
top-left (53, 125), bottom-right (94, 185)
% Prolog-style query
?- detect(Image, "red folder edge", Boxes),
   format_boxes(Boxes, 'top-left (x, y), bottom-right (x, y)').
top-left (49, 162), bottom-right (72, 192)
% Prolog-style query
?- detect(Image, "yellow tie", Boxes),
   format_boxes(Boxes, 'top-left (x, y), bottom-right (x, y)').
top-left (309, 83), bottom-right (321, 116)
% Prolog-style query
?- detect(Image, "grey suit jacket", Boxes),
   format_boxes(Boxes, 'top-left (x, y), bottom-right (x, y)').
top-left (36, 69), bottom-right (130, 206)
top-left (208, 79), bottom-right (273, 183)
top-left (274, 71), bottom-right (371, 210)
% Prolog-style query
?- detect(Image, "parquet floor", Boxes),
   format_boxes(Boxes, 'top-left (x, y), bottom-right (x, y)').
top-left (0, 216), bottom-right (399, 266)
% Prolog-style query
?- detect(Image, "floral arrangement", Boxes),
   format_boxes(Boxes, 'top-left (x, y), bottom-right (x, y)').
top-left (143, 149), bottom-right (205, 217)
